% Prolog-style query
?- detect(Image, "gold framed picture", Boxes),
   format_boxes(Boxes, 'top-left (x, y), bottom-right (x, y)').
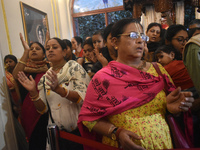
top-left (20, 2), bottom-right (49, 46)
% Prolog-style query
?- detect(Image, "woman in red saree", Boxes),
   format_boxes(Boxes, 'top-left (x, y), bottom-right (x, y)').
top-left (13, 33), bottom-right (49, 150)
top-left (78, 18), bottom-right (194, 150)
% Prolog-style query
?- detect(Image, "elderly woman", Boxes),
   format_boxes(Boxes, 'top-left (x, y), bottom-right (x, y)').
top-left (78, 18), bottom-right (194, 150)
top-left (17, 37), bottom-right (90, 150)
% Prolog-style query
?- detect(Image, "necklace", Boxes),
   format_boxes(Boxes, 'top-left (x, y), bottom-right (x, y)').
top-left (52, 61), bottom-right (66, 71)
top-left (132, 60), bottom-right (146, 70)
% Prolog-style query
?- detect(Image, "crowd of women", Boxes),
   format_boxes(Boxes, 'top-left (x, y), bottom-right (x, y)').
top-left (3, 17), bottom-right (200, 150)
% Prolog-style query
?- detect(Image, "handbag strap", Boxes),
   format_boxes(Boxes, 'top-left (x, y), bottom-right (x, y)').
top-left (43, 76), bottom-right (55, 123)
top-left (152, 62), bottom-right (169, 95)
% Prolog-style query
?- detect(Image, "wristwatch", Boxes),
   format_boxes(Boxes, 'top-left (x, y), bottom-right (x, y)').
top-left (111, 127), bottom-right (118, 141)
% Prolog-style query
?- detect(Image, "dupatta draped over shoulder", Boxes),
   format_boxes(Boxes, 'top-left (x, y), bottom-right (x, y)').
top-left (78, 61), bottom-right (175, 145)
top-left (21, 59), bottom-right (49, 140)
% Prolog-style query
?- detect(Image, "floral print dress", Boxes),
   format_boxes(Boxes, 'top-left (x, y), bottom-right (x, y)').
top-left (83, 63), bottom-right (174, 149)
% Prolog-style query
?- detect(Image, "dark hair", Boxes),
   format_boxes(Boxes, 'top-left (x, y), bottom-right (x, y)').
top-left (154, 45), bottom-right (182, 60)
top-left (111, 18), bottom-right (142, 38)
top-left (159, 29), bottom-right (167, 45)
top-left (83, 38), bottom-right (94, 48)
top-left (63, 39), bottom-right (72, 49)
top-left (103, 23), bottom-right (114, 42)
top-left (146, 22), bottom-right (162, 34)
top-left (4, 54), bottom-right (18, 64)
top-left (73, 36), bottom-right (83, 47)
top-left (93, 30), bottom-right (104, 38)
top-left (188, 19), bottom-right (200, 38)
top-left (165, 24), bottom-right (188, 42)
top-left (49, 37), bottom-right (66, 51)
top-left (29, 42), bottom-right (45, 54)
top-left (189, 19), bottom-right (200, 27)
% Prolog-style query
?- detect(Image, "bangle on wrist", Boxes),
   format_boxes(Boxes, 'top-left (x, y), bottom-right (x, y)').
top-left (111, 127), bottom-right (118, 141)
top-left (31, 95), bottom-right (40, 102)
top-left (63, 88), bottom-right (70, 98)
top-left (19, 60), bottom-right (26, 65)
top-left (116, 127), bottom-right (123, 140)
top-left (108, 125), bottom-right (116, 135)
top-left (76, 96), bottom-right (82, 104)
top-left (29, 94), bottom-right (39, 99)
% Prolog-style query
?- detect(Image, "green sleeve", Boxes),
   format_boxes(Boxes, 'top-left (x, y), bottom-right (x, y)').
top-left (184, 43), bottom-right (200, 96)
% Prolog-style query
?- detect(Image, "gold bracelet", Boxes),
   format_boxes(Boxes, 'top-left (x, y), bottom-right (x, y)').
top-left (19, 60), bottom-right (26, 65)
top-left (107, 125), bottom-right (116, 135)
top-left (37, 105), bottom-right (47, 114)
top-left (76, 96), bottom-right (82, 104)
top-left (29, 94), bottom-right (39, 99)
top-left (31, 96), bottom-right (40, 102)
top-left (63, 88), bottom-right (70, 98)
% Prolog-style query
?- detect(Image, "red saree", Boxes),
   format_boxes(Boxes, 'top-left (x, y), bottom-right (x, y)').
top-left (20, 73), bottom-right (45, 140)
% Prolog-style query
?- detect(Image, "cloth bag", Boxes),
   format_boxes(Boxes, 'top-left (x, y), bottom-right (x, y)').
top-left (152, 62), bottom-right (193, 148)
top-left (43, 76), bottom-right (83, 150)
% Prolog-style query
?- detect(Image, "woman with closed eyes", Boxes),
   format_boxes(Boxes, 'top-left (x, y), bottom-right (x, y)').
top-left (78, 18), bottom-right (194, 150)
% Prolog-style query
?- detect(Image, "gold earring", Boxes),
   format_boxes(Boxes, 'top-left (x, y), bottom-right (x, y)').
top-left (115, 46), bottom-right (118, 50)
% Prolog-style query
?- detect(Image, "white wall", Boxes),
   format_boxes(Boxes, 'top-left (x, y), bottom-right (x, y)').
top-left (0, 0), bottom-right (73, 59)
top-left (0, 0), bottom-right (73, 149)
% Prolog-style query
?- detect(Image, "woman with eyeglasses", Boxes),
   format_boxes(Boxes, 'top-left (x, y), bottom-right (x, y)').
top-left (165, 24), bottom-right (189, 56)
top-left (78, 18), bottom-right (194, 150)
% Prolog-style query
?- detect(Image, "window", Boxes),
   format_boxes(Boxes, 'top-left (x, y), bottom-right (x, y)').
top-left (107, 10), bottom-right (132, 24)
top-left (73, 0), bottom-right (123, 13)
top-left (74, 14), bottom-right (105, 40)
top-left (72, 0), bottom-right (132, 40)
top-left (184, 4), bottom-right (195, 28)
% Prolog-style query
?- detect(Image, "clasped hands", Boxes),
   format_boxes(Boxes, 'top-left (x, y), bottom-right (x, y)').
top-left (17, 69), bottom-right (59, 92)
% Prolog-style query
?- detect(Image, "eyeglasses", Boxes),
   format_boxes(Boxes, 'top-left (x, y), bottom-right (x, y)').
top-left (118, 32), bottom-right (149, 42)
top-left (172, 37), bottom-right (189, 44)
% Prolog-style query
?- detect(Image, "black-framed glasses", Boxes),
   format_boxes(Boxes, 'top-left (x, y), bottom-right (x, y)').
top-left (118, 32), bottom-right (149, 42)
top-left (172, 37), bottom-right (189, 44)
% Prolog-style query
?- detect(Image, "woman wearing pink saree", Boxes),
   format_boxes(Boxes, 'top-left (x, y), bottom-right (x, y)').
top-left (78, 18), bottom-right (194, 150)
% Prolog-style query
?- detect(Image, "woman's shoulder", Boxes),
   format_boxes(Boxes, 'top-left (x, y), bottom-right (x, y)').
top-left (67, 60), bottom-right (78, 65)
top-left (91, 64), bottom-right (111, 79)
top-left (64, 60), bottom-right (82, 69)
top-left (147, 62), bottom-right (167, 75)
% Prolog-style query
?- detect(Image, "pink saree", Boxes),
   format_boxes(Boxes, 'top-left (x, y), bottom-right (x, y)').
top-left (78, 61), bottom-right (176, 149)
